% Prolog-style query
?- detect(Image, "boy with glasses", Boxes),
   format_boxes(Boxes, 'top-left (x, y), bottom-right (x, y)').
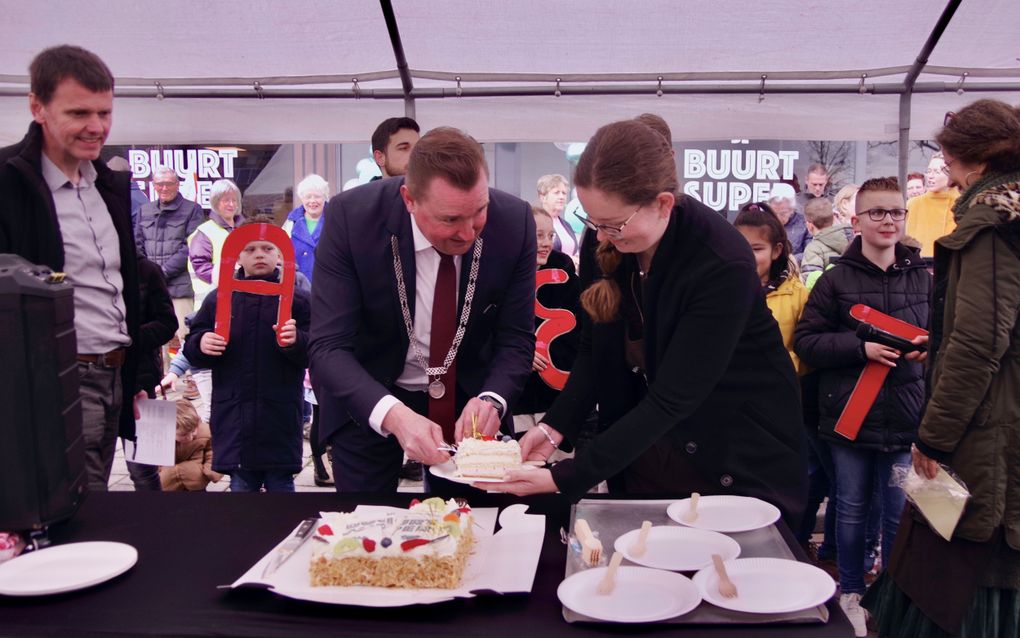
top-left (794, 177), bottom-right (931, 637)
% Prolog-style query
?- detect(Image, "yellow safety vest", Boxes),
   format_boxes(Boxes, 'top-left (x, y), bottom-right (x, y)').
top-left (187, 220), bottom-right (230, 311)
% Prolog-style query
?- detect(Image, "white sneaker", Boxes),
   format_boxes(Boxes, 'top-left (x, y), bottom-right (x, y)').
top-left (839, 592), bottom-right (868, 637)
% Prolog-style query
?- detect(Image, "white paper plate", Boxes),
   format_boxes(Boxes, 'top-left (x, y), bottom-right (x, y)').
top-left (0, 541), bottom-right (137, 596)
top-left (429, 460), bottom-right (537, 485)
top-left (666, 496), bottom-right (781, 533)
top-left (557, 565), bottom-right (701, 623)
top-left (693, 557), bottom-right (836, 614)
top-left (613, 526), bottom-right (740, 572)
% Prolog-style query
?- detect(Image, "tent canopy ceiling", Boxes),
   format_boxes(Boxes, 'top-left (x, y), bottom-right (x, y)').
top-left (1, 0), bottom-right (1017, 144)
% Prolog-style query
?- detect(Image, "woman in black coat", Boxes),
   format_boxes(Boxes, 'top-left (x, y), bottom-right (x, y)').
top-left (488, 120), bottom-right (807, 527)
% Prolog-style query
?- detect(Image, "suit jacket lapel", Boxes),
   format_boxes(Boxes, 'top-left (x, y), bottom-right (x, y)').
top-left (385, 190), bottom-right (417, 324)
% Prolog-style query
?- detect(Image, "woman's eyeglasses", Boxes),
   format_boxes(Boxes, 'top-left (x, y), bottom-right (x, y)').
top-left (575, 205), bottom-right (643, 238)
top-left (860, 208), bottom-right (908, 222)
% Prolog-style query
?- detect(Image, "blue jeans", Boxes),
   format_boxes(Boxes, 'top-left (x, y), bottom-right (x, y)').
top-left (229, 470), bottom-right (295, 493)
top-left (830, 444), bottom-right (909, 594)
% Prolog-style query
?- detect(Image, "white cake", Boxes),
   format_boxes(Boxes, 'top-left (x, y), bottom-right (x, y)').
top-left (309, 498), bottom-right (474, 589)
top-left (454, 437), bottom-right (522, 478)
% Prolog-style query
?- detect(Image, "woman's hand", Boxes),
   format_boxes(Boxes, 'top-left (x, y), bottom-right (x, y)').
top-left (480, 468), bottom-right (558, 496)
top-left (911, 444), bottom-right (939, 480)
top-left (519, 423), bottom-right (562, 462)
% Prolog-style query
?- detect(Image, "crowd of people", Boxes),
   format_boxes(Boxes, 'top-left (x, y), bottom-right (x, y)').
top-left (1, 44), bottom-right (1018, 638)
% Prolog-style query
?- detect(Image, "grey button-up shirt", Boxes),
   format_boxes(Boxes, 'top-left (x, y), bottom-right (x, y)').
top-left (41, 155), bottom-right (131, 353)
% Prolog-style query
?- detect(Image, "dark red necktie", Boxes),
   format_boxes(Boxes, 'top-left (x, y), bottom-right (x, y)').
top-left (428, 250), bottom-right (457, 441)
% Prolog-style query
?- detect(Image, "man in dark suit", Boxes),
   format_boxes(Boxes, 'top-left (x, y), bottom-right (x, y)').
top-left (310, 127), bottom-right (536, 492)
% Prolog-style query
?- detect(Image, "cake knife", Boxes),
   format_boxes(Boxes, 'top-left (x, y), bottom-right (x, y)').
top-left (261, 517), bottom-right (318, 578)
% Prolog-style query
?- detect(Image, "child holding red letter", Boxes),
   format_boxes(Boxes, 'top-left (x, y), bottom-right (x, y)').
top-left (183, 216), bottom-right (311, 492)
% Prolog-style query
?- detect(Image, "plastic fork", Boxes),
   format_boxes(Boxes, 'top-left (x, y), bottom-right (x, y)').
top-left (596, 551), bottom-right (624, 595)
top-left (629, 521), bottom-right (653, 558)
top-left (574, 518), bottom-right (602, 566)
top-left (712, 554), bottom-right (738, 598)
top-left (682, 492), bottom-right (701, 523)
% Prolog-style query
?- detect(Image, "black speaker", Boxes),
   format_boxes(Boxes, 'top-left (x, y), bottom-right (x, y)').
top-left (0, 254), bottom-right (85, 530)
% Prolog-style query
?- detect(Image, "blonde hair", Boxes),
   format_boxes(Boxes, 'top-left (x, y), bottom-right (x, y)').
top-left (176, 400), bottom-right (200, 436)
top-left (833, 184), bottom-right (859, 215)
top-left (536, 174), bottom-right (568, 197)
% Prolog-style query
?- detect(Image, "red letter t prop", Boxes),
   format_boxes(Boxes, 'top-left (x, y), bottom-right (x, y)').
top-left (834, 304), bottom-right (928, 441)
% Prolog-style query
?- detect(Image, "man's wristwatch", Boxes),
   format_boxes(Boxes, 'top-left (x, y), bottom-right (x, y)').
top-left (479, 395), bottom-right (505, 419)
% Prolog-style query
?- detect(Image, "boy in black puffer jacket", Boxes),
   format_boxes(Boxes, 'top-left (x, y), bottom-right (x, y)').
top-left (184, 217), bottom-right (310, 492)
top-left (794, 177), bottom-right (931, 637)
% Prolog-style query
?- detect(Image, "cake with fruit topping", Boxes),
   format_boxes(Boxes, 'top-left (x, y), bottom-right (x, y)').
top-left (454, 436), bottom-right (522, 478)
top-left (309, 498), bottom-right (474, 588)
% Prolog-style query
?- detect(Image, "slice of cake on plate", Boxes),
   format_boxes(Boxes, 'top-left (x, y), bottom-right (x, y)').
top-left (454, 437), bottom-right (522, 479)
top-left (309, 498), bottom-right (474, 589)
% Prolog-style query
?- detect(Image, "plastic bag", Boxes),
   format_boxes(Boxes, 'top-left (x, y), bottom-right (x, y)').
top-left (891, 463), bottom-right (970, 541)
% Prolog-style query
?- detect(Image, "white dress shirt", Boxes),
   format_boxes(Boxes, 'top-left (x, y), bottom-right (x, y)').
top-left (368, 214), bottom-right (506, 436)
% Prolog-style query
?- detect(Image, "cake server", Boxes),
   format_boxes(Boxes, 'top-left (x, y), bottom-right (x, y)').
top-left (261, 517), bottom-right (318, 578)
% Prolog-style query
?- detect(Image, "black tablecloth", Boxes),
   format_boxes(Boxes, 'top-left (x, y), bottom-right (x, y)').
top-left (0, 492), bottom-right (853, 637)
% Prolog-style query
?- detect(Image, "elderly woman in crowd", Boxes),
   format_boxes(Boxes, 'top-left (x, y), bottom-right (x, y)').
top-left (537, 173), bottom-right (578, 257)
top-left (769, 182), bottom-right (811, 261)
top-left (283, 174), bottom-right (329, 283)
top-left (864, 98), bottom-right (1020, 638)
top-left (488, 120), bottom-right (806, 528)
top-left (188, 178), bottom-right (244, 312)
top-left (283, 174), bottom-right (331, 485)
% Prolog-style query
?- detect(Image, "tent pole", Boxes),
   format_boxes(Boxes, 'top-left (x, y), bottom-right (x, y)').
top-left (898, 93), bottom-right (911, 195)
top-left (899, 0), bottom-right (963, 194)
top-left (379, 0), bottom-right (415, 118)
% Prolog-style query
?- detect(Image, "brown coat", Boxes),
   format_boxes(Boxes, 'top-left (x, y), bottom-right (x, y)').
top-left (918, 181), bottom-right (1020, 548)
top-left (159, 422), bottom-right (222, 491)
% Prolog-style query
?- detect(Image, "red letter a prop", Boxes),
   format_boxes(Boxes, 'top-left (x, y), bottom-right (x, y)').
top-left (834, 304), bottom-right (928, 441)
top-left (213, 223), bottom-right (296, 347)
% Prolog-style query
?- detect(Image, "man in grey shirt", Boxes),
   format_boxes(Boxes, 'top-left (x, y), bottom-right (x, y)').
top-left (0, 45), bottom-right (142, 491)
top-left (135, 165), bottom-right (204, 347)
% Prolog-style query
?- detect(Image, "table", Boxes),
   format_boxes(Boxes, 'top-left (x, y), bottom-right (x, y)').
top-left (0, 492), bottom-right (853, 637)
